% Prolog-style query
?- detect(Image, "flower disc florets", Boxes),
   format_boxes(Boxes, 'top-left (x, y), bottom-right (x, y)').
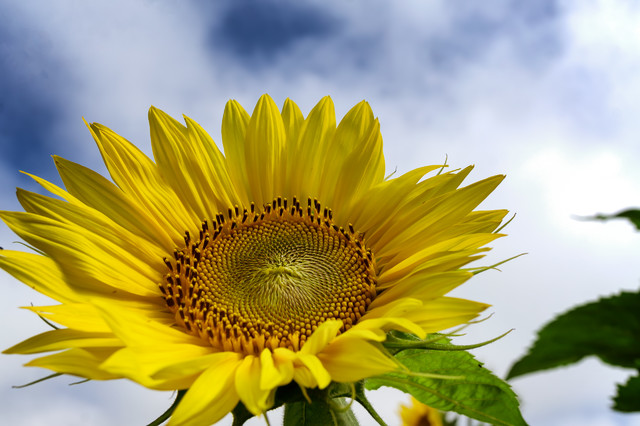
top-left (159, 197), bottom-right (377, 355)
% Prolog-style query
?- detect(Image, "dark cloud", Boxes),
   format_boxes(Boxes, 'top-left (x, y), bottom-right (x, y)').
top-left (0, 6), bottom-right (71, 184)
top-left (426, 1), bottom-right (563, 73)
top-left (210, 0), bottom-right (338, 66)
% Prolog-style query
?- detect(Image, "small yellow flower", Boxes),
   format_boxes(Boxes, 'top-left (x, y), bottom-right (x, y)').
top-left (1, 95), bottom-right (506, 425)
top-left (400, 397), bottom-right (444, 426)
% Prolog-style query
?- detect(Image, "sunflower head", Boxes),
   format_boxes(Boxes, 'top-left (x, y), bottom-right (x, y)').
top-left (400, 397), bottom-right (444, 426)
top-left (161, 197), bottom-right (377, 355)
top-left (1, 94), bottom-right (507, 425)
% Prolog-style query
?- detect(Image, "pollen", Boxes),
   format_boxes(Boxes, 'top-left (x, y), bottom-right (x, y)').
top-left (158, 197), bottom-right (377, 355)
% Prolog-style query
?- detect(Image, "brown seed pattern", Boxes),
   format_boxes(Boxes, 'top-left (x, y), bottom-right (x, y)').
top-left (159, 197), bottom-right (377, 355)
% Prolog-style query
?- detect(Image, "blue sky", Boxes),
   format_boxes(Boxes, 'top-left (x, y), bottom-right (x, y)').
top-left (2, 1), bottom-right (640, 425)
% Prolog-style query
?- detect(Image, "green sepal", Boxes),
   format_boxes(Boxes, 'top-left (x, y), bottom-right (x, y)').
top-left (146, 389), bottom-right (186, 426)
top-left (36, 312), bottom-right (60, 330)
top-left (231, 382), bottom-right (366, 426)
top-left (282, 386), bottom-right (358, 426)
top-left (366, 346), bottom-right (527, 426)
top-left (383, 330), bottom-right (512, 355)
top-left (469, 253), bottom-right (526, 275)
top-left (12, 372), bottom-right (63, 389)
top-left (231, 401), bottom-right (253, 426)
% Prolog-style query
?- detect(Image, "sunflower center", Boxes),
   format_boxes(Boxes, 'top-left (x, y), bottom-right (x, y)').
top-left (159, 197), bottom-right (377, 355)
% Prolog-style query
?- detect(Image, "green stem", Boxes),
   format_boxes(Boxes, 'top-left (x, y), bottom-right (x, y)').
top-left (355, 382), bottom-right (387, 426)
top-left (147, 390), bottom-right (186, 426)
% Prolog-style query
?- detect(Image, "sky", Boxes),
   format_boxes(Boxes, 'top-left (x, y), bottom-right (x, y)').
top-left (1, 0), bottom-right (640, 425)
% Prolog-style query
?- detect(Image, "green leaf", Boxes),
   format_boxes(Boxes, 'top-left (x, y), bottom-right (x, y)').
top-left (283, 398), bottom-right (358, 426)
top-left (231, 402), bottom-right (254, 426)
top-left (508, 291), bottom-right (640, 379)
top-left (613, 373), bottom-right (640, 412)
top-left (366, 348), bottom-right (526, 426)
top-left (583, 209), bottom-right (640, 230)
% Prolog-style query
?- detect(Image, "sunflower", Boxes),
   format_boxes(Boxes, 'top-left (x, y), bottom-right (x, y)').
top-left (1, 95), bottom-right (506, 425)
top-left (399, 397), bottom-right (444, 426)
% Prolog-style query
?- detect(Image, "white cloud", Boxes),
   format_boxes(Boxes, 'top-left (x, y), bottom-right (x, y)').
top-left (522, 146), bottom-right (640, 218)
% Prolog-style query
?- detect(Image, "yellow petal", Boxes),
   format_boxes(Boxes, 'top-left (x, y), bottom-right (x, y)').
top-left (4, 329), bottom-right (121, 355)
top-left (26, 347), bottom-right (120, 380)
top-left (153, 351), bottom-right (242, 381)
top-left (289, 96), bottom-right (336, 201)
top-left (245, 94), bottom-right (286, 204)
top-left (355, 317), bottom-right (426, 339)
top-left (100, 347), bottom-right (196, 390)
top-left (300, 319), bottom-right (342, 355)
top-left (184, 115), bottom-right (243, 207)
top-left (338, 324), bottom-right (387, 342)
top-left (370, 271), bottom-right (473, 308)
top-left (318, 338), bottom-right (398, 382)
top-left (377, 175), bottom-right (505, 257)
top-left (221, 99), bottom-right (251, 205)
top-left (281, 98), bottom-right (304, 200)
top-left (54, 156), bottom-right (175, 248)
top-left (362, 297), bottom-right (422, 319)
top-left (149, 107), bottom-right (242, 222)
top-left (260, 348), bottom-right (294, 389)
top-left (25, 304), bottom-right (110, 332)
top-left (281, 98), bottom-right (304, 151)
top-left (366, 167), bottom-right (474, 248)
top-left (92, 299), bottom-right (204, 347)
top-left (407, 297), bottom-right (490, 333)
top-left (382, 225), bottom-right (505, 272)
top-left (321, 100), bottom-right (375, 209)
top-left (0, 250), bottom-right (76, 303)
top-left (293, 364), bottom-right (318, 388)
top-left (16, 187), bottom-right (165, 276)
top-left (297, 353), bottom-right (331, 389)
top-left (331, 114), bottom-right (384, 211)
top-left (465, 209), bottom-right (510, 230)
top-left (360, 298), bottom-right (426, 337)
top-left (89, 121), bottom-right (196, 241)
top-left (0, 211), bottom-right (160, 297)
top-left (100, 345), bottom-right (232, 390)
top-left (347, 165), bottom-right (442, 232)
top-left (149, 107), bottom-right (210, 221)
top-left (235, 355), bottom-right (275, 415)
top-left (377, 233), bottom-right (503, 286)
top-left (169, 357), bottom-right (242, 426)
